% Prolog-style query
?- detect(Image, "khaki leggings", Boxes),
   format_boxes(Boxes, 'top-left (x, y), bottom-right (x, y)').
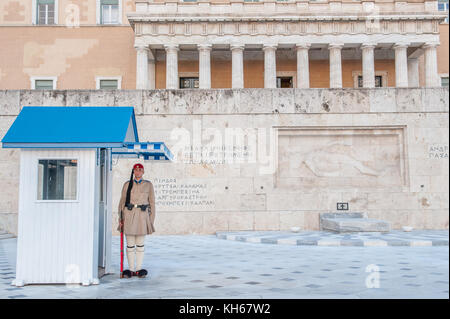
top-left (126, 235), bottom-right (145, 272)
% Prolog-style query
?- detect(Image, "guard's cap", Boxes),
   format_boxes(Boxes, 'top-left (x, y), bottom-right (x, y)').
top-left (133, 163), bottom-right (144, 170)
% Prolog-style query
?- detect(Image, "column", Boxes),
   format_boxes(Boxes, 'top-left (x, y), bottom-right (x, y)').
top-left (263, 44), bottom-right (277, 88)
top-left (135, 45), bottom-right (149, 89)
top-left (148, 49), bottom-right (155, 90)
top-left (231, 44), bottom-right (244, 89)
top-left (296, 43), bottom-right (311, 88)
top-left (394, 43), bottom-right (409, 88)
top-left (198, 44), bottom-right (212, 89)
top-left (361, 43), bottom-right (376, 88)
top-left (164, 44), bottom-right (179, 89)
top-left (408, 58), bottom-right (420, 87)
top-left (423, 42), bottom-right (440, 87)
top-left (329, 43), bottom-right (343, 88)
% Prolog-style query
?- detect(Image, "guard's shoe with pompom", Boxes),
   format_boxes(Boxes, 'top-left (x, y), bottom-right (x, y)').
top-left (136, 269), bottom-right (147, 278)
top-left (122, 270), bottom-right (133, 278)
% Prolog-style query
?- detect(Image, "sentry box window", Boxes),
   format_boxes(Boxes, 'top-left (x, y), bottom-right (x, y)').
top-left (37, 159), bottom-right (78, 200)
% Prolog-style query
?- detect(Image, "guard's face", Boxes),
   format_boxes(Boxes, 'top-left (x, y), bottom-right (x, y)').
top-left (134, 167), bottom-right (144, 179)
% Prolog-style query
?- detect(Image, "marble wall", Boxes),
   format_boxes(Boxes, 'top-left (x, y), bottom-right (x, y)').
top-left (0, 88), bottom-right (448, 235)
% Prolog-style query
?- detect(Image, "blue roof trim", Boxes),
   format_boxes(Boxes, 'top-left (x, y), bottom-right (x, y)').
top-left (2, 106), bottom-right (138, 148)
top-left (131, 108), bottom-right (139, 143)
top-left (2, 143), bottom-right (124, 149)
top-left (113, 151), bottom-right (169, 157)
top-left (112, 141), bottom-right (174, 161)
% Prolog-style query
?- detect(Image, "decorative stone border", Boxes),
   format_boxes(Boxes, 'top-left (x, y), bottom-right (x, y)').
top-left (216, 230), bottom-right (449, 247)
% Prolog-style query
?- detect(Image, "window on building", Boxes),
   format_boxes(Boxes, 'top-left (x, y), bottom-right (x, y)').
top-left (276, 77), bottom-right (293, 88)
top-left (244, 0), bottom-right (260, 2)
top-left (438, 0), bottom-right (449, 23)
top-left (34, 79), bottom-right (55, 90)
top-left (357, 75), bottom-right (383, 88)
top-left (101, 0), bottom-right (119, 24)
top-left (99, 79), bottom-right (119, 90)
top-left (442, 77), bottom-right (449, 87)
top-left (180, 77), bottom-right (199, 89)
top-left (37, 0), bottom-right (55, 25)
top-left (37, 159), bottom-right (78, 201)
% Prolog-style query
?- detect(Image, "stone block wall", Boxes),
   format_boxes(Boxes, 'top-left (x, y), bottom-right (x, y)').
top-left (0, 88), bottom-right (448, 235)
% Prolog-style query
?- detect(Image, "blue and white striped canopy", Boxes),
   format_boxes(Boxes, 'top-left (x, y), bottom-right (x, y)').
top-left (112, 142), bottom-right (173, 161)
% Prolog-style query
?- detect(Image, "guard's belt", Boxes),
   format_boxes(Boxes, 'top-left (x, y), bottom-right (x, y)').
top-left (126, 204), bottom-right (149, 211)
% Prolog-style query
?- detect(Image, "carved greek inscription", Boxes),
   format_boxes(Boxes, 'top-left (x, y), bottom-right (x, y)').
top-left (153, 178), bottom-right (215, 207)
top-left (428, 145), bottom-right (449, 159)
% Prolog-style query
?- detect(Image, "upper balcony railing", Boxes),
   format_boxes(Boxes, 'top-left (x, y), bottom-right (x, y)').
top-left (132, 0), bottom-right (440, 17)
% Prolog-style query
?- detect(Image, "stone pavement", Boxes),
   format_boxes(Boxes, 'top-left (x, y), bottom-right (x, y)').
top-left (215, 230), bottom-right (450, 247)
top-left (0, 232), bottom-right (448, 299)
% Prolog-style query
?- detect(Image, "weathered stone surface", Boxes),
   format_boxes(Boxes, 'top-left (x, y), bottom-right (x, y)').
top-left (320, 212), bottom-right (366, 220)
top-left (20, 90), bottom-right (43, 108)
top-left (340, 88), bottom-right (370, 113)
top-left (254, 211), bottom-right (280, 231)
top-left (142, 90), bottom-right (169, 114)
top-left (216, 90), bottom-right (239, 113)
top-left (321, 215), bottom-right (391, 233)
top-left (82, 90), bottom-right (115, 106)
top-left (114, 90), bottom-right (143, 114)
top-left (422, 87), bottom-right (449, 112)
top-left (319, 89), bottom-right (343, 113)
top-left (189, 90), bottom-right (220, 114)
top-left (240, 194), bottom-right (266, 211)
top-left (238, 89), bottom-right (273, 113)
top-left (272, 88), bottom-right (295, 113)
top-left (0, 91), bottom-right (20, 115)
top-left (42, 90), bottom-right (67, 107)
top-left (396, 88), bottom-right (423, 112)
top-left (369, 89), bottom-right (396, 112)
top-left (168, 89), bottom-right (194, 114)
top-left (294, 89), bottom-right (321, 113)
top-left (0, 88), bottom-right (448, 235)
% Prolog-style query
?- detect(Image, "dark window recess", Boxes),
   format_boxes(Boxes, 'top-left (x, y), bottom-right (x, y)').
top-left (276, 77), bottom-right (293, 88)
top-left (38, 159), bottom-right (78, 200)
top-left (357, 75), bottom-right (383, 88)
top-left (180, 77), bottom-right (199, 89)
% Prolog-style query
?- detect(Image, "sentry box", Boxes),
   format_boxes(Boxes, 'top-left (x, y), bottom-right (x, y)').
top-left (1, 107), bottom-right (173, 286)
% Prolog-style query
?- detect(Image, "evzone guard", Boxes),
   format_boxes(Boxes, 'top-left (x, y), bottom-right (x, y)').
top-left (118, 163), bottom-right (156, 278)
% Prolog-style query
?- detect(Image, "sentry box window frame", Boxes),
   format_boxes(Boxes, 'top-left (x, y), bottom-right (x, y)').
top-left (35, 157), bottom-right (80, 203)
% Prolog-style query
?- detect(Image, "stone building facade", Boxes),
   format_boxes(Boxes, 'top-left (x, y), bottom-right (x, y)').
top-left (0, 1), bottom-right (448, 235)
top-left (0, 0), bottom-right (448, 89)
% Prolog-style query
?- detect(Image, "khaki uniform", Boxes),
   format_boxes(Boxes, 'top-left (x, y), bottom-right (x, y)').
top-left (117, 179), bottom-right (156, 235)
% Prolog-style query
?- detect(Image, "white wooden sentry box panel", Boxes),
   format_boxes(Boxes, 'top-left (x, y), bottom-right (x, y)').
top-left (15, 148), bottom-right (97, 285)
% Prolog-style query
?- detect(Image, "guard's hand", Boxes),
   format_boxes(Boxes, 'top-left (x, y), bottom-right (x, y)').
top-left (119, 220), bottom-right (124, 232)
